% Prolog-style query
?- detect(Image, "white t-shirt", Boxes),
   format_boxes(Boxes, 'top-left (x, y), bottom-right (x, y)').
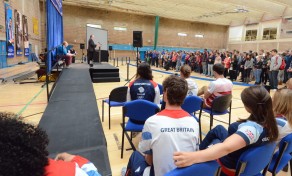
top-left (186, 78), bottom-right (198, 96)
top-left (206, 78), bottom-right (233, 107)
top-left (139, 109), bottom-right (199, 176)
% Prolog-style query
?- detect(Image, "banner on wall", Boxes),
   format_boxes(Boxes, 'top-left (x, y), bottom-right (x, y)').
top-left (33, 17), bottom-right (39, 35)
top-left (5, 4), bottom-right (14, 58)
top-left (50, 0), bottom-right (63, 16)
top-left (22, 15), bottom-right (29, 56)
top-left (14, 10), bottom-right (23, 56)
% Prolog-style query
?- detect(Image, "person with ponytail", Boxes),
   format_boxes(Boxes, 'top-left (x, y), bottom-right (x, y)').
top-left (173, 86), bottom-right (278, 176)
top-left (180, 65), bottom-right (198, 96)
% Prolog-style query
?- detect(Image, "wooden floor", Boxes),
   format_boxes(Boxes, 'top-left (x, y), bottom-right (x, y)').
top-left (0, 60), bottom-right (289, 176)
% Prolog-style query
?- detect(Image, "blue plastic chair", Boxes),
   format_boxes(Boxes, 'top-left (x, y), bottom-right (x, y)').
top-left (102, 86), bottom-right (128, 129)
top-left (121, 99), bottom-right (160, 158)
top-left (268, 133), bottom-right (292, 176)
top-left (181, 95), bottom-right (203, 121)
top-left (164, 160), bottom-right (221, 176)
top-left (198, 94), bottom-right (232, 142)
top-left (158, 83), bottom-right (163, 95)
top-left (235, 142), bottom-right (276, 176)
top-left (158, 83), bottom-right (164, 104)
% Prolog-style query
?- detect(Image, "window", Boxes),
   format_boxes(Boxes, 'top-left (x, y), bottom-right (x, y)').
top-left (245, 30), bottom-right (257, 41)
top-left (262, 28), bottom-right (277, 40)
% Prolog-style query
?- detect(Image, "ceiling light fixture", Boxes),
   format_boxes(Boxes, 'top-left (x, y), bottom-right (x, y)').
top-left (195, 34), bottom-right (204, 38)
top-left (178, 33), bottom-right (187, 36)
top-left (114, 27), bottom-right (127, 31)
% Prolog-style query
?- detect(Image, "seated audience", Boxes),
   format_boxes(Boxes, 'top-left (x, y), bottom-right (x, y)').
top-left (124, 75), bottom-right (199, 176)
top-left (173, 86), bottom-right (279, 176)
top-left (0, 112), bottom-right (101, 176)
top-left (127, 63), bottom-right (160, 105)
top-left (57, 41), bottom-right (75, 68)
top-left (273, 89), bottom-right (292, 143)
top-left (69, 46), bottom-right (77, 63)
top-left (180, 65), bottom-right (198, 96)
top-left (197, 64), bottom-right (233, 108)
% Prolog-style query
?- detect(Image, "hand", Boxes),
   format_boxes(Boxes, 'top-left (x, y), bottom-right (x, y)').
top-left (55, 152), bottom-right (75, 162)
top-left (173, 152), bottom-right (196, 168)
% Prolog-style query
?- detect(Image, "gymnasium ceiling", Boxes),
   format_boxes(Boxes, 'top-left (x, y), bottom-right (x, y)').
top-left (62, 0), bottom-right (292, 26)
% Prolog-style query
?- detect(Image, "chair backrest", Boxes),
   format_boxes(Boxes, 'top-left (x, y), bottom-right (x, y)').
top-left (158, 83), bottom-right (163, 95)
top-left (212, 94), bottom-right (232, 112)
top-left (109, 86), bottom-right (128, 102)
top-left (181, 95), bottom-right (203, 114)
top-left (123, 99), bottom-right (160, 123)
top-left (270, 133), bottom-right (292, 173)
top-left (236, 142), bottom-right (276, 176)
top-left (164, 161), bottom-right (220, 176)
top-left (278, 133), bottom-right (292, 156)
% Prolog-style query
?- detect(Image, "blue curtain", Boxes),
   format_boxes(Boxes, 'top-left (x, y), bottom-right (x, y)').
top-left (46, 0), bottom-right (63, 72)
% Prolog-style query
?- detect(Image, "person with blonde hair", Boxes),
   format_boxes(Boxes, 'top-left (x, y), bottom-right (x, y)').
top-left (180, 65), bottom-right (198, 96)
top-left (273, 89), bottom-right (292, 143)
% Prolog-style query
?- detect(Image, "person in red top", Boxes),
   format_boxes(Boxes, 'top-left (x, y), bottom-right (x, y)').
top-left (223, 53), bottom-right (231, 78)
top-left (0, 112), bottom-right (101, 176)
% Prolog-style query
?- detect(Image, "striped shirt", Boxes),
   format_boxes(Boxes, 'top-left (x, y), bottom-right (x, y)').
top-left (205, 78), bottom-right (233, 107)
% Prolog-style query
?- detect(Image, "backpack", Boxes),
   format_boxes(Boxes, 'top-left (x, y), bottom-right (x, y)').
top-left (276, 57), bottom-right (286, 70)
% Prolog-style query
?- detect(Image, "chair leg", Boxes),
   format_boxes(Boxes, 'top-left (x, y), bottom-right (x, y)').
top-left (289, 160), bottom-right (292, 176)
top-left (121, 128), bottom-right (125, 159)
top-left (210, 114), bottom-right (213, 131)
top-left (102, 100), bottom-right (104, 122)
top-left (130, 132), bottom-right (133, 141)
top-left (229, 103), bottom-right (232, 126)
top-left (199, 109), bottom-right (203, 143)
top-left (228, 112), bottom-right (231, 126)
top-left (108, 106), bottom-right (111, 129)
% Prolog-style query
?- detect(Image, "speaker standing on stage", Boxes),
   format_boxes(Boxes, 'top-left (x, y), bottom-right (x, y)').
top-left (87, 35), bottom-right (97, 64)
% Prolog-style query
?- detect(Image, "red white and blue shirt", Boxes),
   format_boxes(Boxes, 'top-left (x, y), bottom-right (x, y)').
top-left (139, 109), bottom-right (199, 176)
top-left (206, 78), bottom-right (233, 107)
top-left (45, 156), bottom-right (101, 176)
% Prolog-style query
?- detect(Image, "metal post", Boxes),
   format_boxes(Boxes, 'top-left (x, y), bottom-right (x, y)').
top-left (122, 57), bottom-right (124, 66)
top-left (117, 57), bottom-right (119, 67)
top-left (113, 58), bottom-right (115, 67)
top-left (136, 47), bottom-right (139, 68)
top-left (125, 61), bottom-right (129, 81)
top-left (45, 55), bottom-right (50, 102)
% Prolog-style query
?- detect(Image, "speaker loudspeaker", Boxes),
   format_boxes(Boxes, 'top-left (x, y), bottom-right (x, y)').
top-left (109, 46), bottom-right (113, 51)
top-left (133, 31), bottom-right (143, 48)
top-left (80, 43), bottom-right (85, 49)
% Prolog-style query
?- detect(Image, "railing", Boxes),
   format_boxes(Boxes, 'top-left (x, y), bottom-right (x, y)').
top-left (43, 44), bottom-right (62, 102)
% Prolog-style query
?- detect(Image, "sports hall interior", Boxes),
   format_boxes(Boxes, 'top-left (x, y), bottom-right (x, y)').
top-left (0, 0), bottom-right (292, 176)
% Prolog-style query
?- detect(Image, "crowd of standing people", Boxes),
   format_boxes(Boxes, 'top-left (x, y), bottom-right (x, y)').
top-left (145, 49), bottom-right (292, 90)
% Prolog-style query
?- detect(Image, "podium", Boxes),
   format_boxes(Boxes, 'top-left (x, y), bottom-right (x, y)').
top-left (93, 47), bottom-right (109, 63)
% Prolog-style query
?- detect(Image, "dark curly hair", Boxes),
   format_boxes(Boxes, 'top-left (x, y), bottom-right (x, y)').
top-left (0, 112), bottom-right (49, 176)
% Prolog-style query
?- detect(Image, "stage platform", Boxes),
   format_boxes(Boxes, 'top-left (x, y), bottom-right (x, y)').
top-left (90, 62), bottom-right (120, 83)
top-left (39, 63), bottom-right (112, 176)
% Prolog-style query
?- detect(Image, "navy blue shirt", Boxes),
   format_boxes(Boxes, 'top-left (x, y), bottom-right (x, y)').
top-left (129, 79), bottom-right (157, 102)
